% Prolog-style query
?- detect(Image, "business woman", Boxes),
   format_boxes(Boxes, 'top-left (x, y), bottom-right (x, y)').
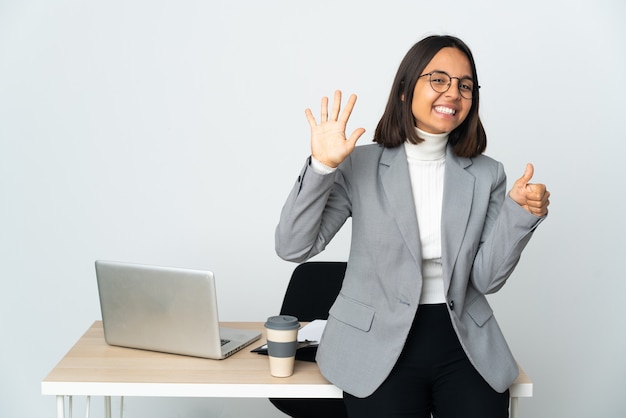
top-left (276, 35), bottom-right (550, 418)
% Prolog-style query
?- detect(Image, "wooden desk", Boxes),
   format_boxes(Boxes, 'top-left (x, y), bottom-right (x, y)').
top-left (42, 321), bottom-right (532, 418)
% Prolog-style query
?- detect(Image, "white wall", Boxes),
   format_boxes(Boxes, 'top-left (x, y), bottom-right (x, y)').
top-left (1, 0), bottom-right (624, 417)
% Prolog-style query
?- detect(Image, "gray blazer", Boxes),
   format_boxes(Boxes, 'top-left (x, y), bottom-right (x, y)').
top-left (275, 143), bottom-right (544, 398)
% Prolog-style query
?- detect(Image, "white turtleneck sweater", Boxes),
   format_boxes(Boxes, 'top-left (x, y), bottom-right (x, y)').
top-left (404, 128), bottom-right (448, 304)
top-left (310, 127), bottom-right (448, 304)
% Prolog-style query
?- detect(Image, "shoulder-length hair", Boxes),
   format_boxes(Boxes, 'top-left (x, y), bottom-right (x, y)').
top-left (373, 35), bottom-right (486, 158)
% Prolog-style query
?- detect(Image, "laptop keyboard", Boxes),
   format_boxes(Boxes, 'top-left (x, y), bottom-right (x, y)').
top-left (220, 339), bottom-right (230, 346)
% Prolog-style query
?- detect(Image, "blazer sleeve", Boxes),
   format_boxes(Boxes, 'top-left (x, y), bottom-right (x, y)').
top-left (275, 157), bottom-right (352, 262)
top-left (470, 164), bottom-right (546, 294)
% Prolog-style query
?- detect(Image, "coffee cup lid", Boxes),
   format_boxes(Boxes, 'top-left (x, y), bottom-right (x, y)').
top-left (265, 315), bottom-right (300, 330)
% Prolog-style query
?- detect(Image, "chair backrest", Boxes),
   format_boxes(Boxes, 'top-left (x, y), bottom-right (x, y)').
top-left (279, 262), bottom-right (347, 322)
top-left (270, 262), bottom-right (350, 417)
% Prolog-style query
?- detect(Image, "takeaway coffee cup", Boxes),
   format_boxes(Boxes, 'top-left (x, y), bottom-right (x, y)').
top-left (264, 315), bottom-right (300, 377)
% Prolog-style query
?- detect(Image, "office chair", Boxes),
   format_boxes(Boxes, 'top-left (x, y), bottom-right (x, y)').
top-left (269, 261), bottom-right (349, 418)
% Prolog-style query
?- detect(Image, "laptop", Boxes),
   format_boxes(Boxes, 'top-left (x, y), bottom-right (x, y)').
top-left (95, 260), bottom-right (261, 359)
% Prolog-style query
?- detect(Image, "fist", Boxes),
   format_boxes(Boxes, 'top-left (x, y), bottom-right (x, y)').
top-left (509, 163), bottom-right (550, 217)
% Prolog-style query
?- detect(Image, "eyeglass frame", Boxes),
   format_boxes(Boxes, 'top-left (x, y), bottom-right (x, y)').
top-left (418, 71), bottom-right (480, 99)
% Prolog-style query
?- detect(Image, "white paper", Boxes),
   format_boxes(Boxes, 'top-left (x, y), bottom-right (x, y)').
top-left (297, 319), bottom-right (327, 344)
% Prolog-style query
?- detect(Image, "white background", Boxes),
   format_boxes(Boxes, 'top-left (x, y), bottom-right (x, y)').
top-left (1, 0), bottom-right (625, 417)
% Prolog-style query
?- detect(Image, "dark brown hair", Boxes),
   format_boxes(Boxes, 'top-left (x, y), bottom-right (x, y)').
top-left (373, 35), bottom-right (486, 158)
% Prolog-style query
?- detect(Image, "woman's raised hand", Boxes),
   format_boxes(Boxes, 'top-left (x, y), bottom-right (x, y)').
top-left (509, 163), bottom-right (550, 217)
top-left (305, 90), bottom-right (366, 168)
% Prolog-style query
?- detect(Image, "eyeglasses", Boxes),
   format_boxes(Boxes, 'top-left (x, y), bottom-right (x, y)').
top-left (418, 71), bottom-right (478, 99)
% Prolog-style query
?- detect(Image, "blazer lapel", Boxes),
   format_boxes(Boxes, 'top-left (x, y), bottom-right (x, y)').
top-left (441, 146), bottom-right (474, 293)
top-left (379, 146), bottom-right (422, 265)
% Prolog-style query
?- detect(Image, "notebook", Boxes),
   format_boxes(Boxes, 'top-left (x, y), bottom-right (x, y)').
top-left (95, 260), bottom-right (261, 359)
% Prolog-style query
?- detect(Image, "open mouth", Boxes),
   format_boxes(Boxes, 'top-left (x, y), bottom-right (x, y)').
top-left (434, 105), bottom-right (456, 116)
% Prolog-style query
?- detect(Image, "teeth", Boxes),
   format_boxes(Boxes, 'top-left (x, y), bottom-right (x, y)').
top-left (435, 106), bottom-right (456, 115)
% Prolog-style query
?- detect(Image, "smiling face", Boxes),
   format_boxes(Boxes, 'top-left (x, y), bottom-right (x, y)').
top-left (411, 47), bottom-right (473, 134)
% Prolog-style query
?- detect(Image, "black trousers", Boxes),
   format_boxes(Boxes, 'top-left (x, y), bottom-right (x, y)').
top-left (343, 304), bottom-right (509, 418)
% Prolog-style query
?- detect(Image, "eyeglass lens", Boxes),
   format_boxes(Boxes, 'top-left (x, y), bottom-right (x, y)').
top-left (429, 71), bottom-right (474, 99)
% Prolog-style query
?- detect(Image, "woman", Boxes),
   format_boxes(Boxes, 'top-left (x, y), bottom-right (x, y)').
top-left (275, 35), bottom-right (550, 417)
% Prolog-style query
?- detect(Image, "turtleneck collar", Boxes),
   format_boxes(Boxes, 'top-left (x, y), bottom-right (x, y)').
top-left (404, 128), bottom-right (449, 161)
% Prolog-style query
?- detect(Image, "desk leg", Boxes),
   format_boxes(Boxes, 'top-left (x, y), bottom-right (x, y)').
top-left (56, 396), bottom-right (65, 418)
top-left (510, 396), bottom-right (519, 418)
top-left (104, 396), bottom-right (111, 418)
